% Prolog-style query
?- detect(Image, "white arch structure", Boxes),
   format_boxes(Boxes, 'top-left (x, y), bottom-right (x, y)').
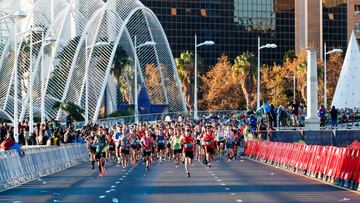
top-left (0, 0), bottom-right (186, 122)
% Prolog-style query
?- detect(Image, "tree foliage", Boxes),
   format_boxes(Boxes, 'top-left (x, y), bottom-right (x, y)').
top-left (175, 50), bottom-right (204, 111)
top-left (232, 51), bottom-right (257, 110)
top-left (200, 55), bottom-right (245, 110)
top-left (53, 101), bottom-right (84, 121)
top-left (145, 64), bottom-right (164, 104)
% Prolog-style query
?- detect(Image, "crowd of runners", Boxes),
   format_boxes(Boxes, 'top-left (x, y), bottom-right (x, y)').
top-left (84, 119), bottom-right (246, 178)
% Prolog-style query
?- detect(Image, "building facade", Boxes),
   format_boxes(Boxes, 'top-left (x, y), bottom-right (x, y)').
top-left (141, 0), bottom-right (354, 66)
top-left (348, 0), bottom-right (360, 43)
top-left (141, 0), bottom-right (295, 68)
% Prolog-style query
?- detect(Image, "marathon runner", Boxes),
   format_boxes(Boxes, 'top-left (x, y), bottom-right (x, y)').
top-left (141, 130), bottom-right (154, 171)
top-left (215, 125), bottom-right (225, 160)
top-left (85, 130), bottom-right (96, 169)
top-left (95, 127), bottom-right (107, 177)
top-left (156, 128), bottom-right (166, 164)
top-left (224, 125), bottom-right (235, 161)
top-left (172, 129), bottom-right (182, 168)
top-left (120, 127), bottom-right (131, 171)
top-left (181, 127), bottom-right (195, 177)
top-left (203, 126), bottom-right (215, 168)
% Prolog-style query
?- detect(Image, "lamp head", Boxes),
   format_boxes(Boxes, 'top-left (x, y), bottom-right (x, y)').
top-left (32, 27), bottom-right (45, 34)
top-left (45, 35), bottom-right (57, 44)
top-left (203, 41), bottom-right (215, 46)
top-left (12, 10), bottom-right (27, 21)
top-left (137, 41), bottom-right (156, 49)
top-left (326, 48), bottom-right (343, 55)
top-left (94, 41), bottom-right (110, 47)
top-left (265, 44), bottom-right (277, 48)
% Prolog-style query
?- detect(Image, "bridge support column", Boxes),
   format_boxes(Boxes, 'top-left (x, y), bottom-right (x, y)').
top-left (304, 48), bottom-right (320, 130)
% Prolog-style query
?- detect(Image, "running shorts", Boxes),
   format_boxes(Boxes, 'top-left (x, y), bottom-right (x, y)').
top-left (185, 151), bottom-right (194, 159)
top-left (173, 149), bottom-right (182, 155)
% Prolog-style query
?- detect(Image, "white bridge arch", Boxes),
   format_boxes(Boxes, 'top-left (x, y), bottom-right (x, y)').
top-left (0, 0), bottom-right (186, 122)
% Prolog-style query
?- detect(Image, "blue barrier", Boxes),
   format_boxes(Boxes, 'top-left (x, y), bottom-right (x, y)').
top-left (270, 131), bottom-right (302, 143)
top-left (334, 130), bottom-right (360, 147)
top-left (302, 130), bottom-right (333, 146)
top-left (267, 130), bottom-right (360, 147)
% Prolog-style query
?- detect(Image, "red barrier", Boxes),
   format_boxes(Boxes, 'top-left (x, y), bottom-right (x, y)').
top-left (244, 140), bottom-right (360, 190)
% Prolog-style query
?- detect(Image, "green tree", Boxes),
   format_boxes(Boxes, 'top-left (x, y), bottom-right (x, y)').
top-left (175, 50), bottom-right (203, 111)
top-left (53, 101), bottom-right (85, 121)
top-left (232, 52), bottom-right (257, 110)
top-left (111, 46), bottom-right (133, 103)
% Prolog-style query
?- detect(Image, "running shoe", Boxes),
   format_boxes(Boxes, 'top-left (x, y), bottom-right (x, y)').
top-left (187, 172), bottom-right (190, 178)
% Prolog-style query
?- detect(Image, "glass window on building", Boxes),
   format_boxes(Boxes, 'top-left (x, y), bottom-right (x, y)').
top-left (355, 22), bottom-right (360, 34)
top-left (355, 5), bottom-right (360, 16)
top-left (201, 8), bottom-right (207, 17)
top-left (171, 8), bottom-right (176, 16)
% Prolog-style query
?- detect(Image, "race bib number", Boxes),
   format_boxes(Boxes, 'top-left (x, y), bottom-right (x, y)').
top-left (185, 143), bottom-right (192, 148)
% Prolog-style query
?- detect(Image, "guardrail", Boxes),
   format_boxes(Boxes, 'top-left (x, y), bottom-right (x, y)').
top-left (0, 144), bottom-right (88, 192)
top-left (69, 110), bottom-right (244, 129)
top-left (244, 140), bottom-right (360, 191)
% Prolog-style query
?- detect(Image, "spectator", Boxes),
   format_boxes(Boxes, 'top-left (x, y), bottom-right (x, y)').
top-left (270, 104), bottom-right (277, 127)
top-left (330, 106), bottom-right (338, 128)
top-left (0, 132), bottom-right (25, 157)
top-left (73, 130), bottom-right (84, 143)
top-left (249, 114), bottom-right (257, 134)
top-left (261, 101), bottom-right (271, 126)
top-left (63, 128), bottom-right (72, 143)
top-left (291, 100), bottom-right (299, 126)
top-left (18, 128), bottom-right (26, 146)
top-left (319, 105), bottom-right (326, 127)
top-left (28, 132), bottom-right (37, 145)
top-left (257, 118), bottom-right (267, 140)
top-left (0, 123), bottom-right (7, 143)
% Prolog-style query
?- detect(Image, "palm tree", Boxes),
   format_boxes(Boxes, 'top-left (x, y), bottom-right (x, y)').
top-left (175, 50), bottom-right (194, 111)
top-left (175, 50), bottom-right (204, 111)
top-left (111, 46), bottom-right (133, 103)
top-left (53, 101), bottom-right (84, 121)
top-left (233, 51), bottom-right (257, 110)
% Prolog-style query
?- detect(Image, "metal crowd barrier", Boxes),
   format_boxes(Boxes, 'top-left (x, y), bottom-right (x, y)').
top-left (0, 144), bottom-right (88, 192)
top-left (245, 140), bottom-right (360, 191)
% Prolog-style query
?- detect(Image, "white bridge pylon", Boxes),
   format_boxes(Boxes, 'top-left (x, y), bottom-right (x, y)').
top-left (0, 0), bottom-right (186, 122)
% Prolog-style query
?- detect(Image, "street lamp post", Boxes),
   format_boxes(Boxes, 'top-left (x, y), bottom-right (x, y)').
top-left (257, 36), bottom-right (277, 110)
top-left (10, 10), bottom-right (27, 142)
top-left (134, 35), bottom-right (156, 124)
top-left (323, 42), bottom-right (342, 108)
top-left (18, 26), bottom-right (56, 130)
top-left (84, 34), bottom-right (109, 124)
top-left (39, 35), bottom-right (57, 125)
top-left (28, 26), bottom-right (46, 133)
top-left (194, 35), bottom-right (214, 121)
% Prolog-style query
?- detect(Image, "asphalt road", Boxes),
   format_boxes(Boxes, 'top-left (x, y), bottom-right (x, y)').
top-left (1, 157), bottom-right (360, 203)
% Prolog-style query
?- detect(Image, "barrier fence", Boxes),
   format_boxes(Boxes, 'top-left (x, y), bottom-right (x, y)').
top-left (0, 144), bottom-right (88, 192)
top-left (269, 130), bottom-right (360, 147)
top-left (244, 140), bottom-right (360, 191)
